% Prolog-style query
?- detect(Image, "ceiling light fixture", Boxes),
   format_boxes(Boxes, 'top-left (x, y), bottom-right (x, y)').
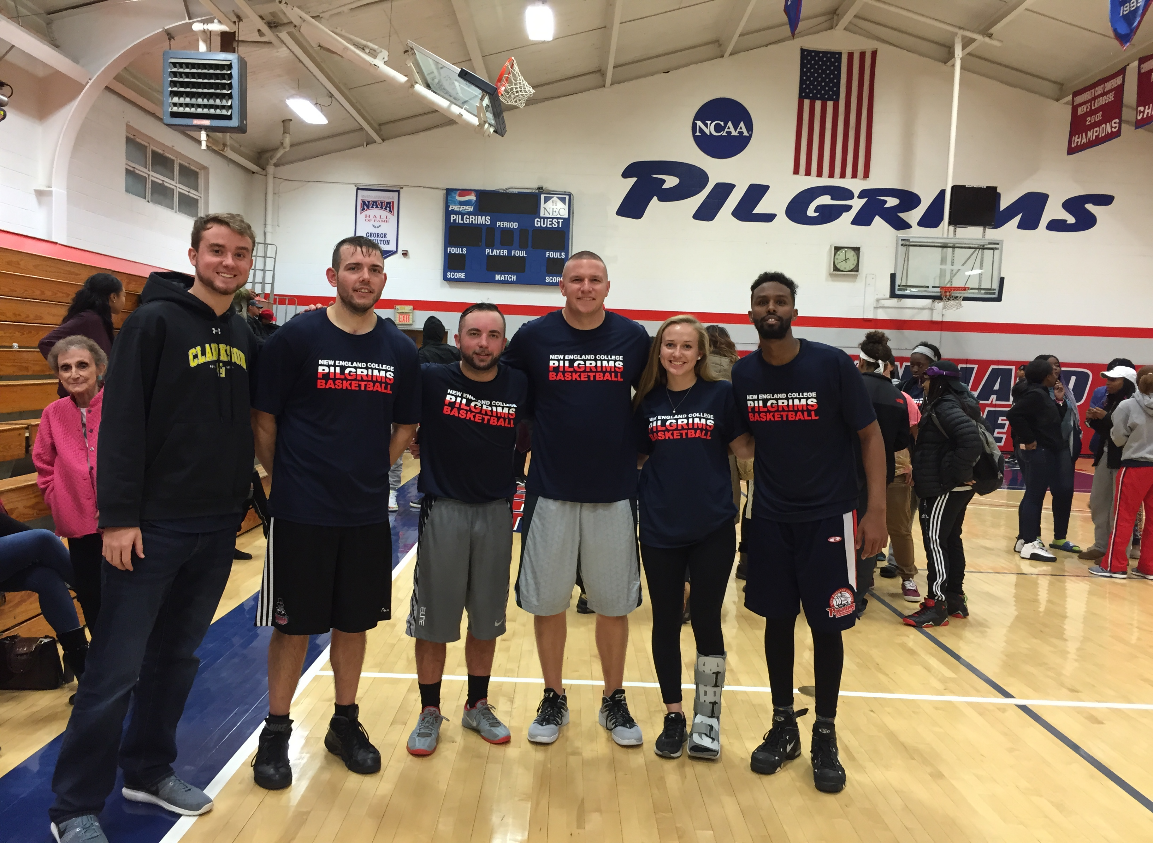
top-left (525, 1), bottom-right (555, 41)
top-left (286, 96), bottom-right (328, 124)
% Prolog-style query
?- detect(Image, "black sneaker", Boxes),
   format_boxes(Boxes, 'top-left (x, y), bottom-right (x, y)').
top-left (324, 705), bottom-right (381, 774)
top-left (735, 558), bottom-right (747, 580)
top-left (252, 719), bottom-right (292, 789)
top-left (750, 707), bottom-right (806, 775)
top-left (576, 594), bottom-right (594, 614)
top-left (811, 721), bottom-right (847, 793)
top-left (902, 598), bottom-right (950, 628)
top-left (877, 561), bottom-right (899, 579)
top-left (233, 548), bottom-right (252, 560)
top-left (945, 592), bottom-right (969, 619)
top-left (653, 712), bottom-right (687, 759)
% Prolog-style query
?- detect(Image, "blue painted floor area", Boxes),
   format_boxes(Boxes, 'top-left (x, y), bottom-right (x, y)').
top-left (0, 478), bottom-right (420, 843)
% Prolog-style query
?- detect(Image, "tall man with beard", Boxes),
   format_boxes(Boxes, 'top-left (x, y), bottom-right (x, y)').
top-left (403, 303), bottom-right (528, 755)
top-left (249, 236), bottom-right (419, 791)
top-left (732, 272), bottom-right (887, 794)
top-left (50, 214), bottom-right (261, 843)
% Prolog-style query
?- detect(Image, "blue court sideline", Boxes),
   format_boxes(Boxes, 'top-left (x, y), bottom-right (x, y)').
top-left (0, 478), bottom-right (421, 843)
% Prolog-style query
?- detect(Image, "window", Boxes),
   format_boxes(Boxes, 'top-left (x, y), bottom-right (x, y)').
top-left (125, 133), bottom-right (203, 218)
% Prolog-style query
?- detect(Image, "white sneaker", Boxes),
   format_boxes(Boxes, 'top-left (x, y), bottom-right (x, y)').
top-left (388, 490), bottom-right (399, 512)
top-left (1020, 539), bottom-right (1056, 562)
top-left (1013, 538), bottom-right (1025, 553)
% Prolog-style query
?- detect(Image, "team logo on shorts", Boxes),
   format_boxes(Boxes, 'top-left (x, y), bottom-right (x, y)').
top-left (827, 535), bottom-right (843, 543)
top-left (827, 588), bottom-right (855, 619)
top-left (273, 598), bottom-right (289, 626)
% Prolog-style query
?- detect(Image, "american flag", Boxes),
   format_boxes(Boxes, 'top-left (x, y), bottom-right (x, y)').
top-left (794, 48), bottom-right (877, 179)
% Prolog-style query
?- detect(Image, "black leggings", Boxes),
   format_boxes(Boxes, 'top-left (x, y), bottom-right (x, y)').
top-left (764, 616), bottom-right (844, 719)
top-left (641, 522), bottom-right (736, 704)
top-left (67, 533), bottom-right (104, 631)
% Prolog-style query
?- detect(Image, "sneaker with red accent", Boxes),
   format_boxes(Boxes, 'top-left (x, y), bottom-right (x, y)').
top-left (945, 592), bottom-right (969, 618)
top-left (462, 699), bottom-right (511, 744)
top-left (407, 706), bottom-right (447, 756)
top-left (901, 579), bottom-right (920, 603)
top-left (902, 599), bottom-right (950, 628)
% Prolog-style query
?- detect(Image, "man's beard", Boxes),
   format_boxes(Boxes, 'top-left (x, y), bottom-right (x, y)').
top-left (754, 314), bottom-right (791, 340)
top-left (463, 349), bottom-right (500, 372)
top-left (337, 286), bottom-right (379, 315)
top-left (196, 270), bottom-right (246, 296)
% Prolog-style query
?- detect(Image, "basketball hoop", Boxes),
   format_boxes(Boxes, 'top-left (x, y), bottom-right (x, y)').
top-left (939, 286), bottom-right (968, 311)
top-left (496, 57), bottom-right (534, 108)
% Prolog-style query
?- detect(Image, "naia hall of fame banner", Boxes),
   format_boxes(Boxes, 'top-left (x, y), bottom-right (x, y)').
top-left (354, 186), bottom-right (400, 259)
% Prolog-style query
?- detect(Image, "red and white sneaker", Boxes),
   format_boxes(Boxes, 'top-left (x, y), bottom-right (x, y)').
top-left (901, 579), bottom-right (920, 603)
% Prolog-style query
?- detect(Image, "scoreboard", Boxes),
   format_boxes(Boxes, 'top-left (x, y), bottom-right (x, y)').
top-left (442, 188), bottom-right (573, 286)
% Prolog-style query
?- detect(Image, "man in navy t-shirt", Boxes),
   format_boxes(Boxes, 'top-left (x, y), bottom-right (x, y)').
top-left (249, 236), bottom-right (420, 791)
top-left (403, 303), bottom-right (528, 756)
top-left (501, 250), bottom-right (651, 748)
top-left (732, 272), bottom-right (886, 794)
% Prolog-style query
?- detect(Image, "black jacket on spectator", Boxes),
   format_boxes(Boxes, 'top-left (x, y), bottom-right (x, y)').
top-left (861, 371), bottom-right (912, 484)
top-left (417, 315), bottom-right (461, 364)
top-left (1089, 387), bottom-right (1134, 469)
top-left (1007, 382), bottom-right (1066, 452)
top-left (97, 271), bottom-right (258, 527)
top-left (913, 390), bottom-right (983, 499)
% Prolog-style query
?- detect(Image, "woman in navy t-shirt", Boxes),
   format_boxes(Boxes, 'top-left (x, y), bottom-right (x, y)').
top-left (633, 315), bottom-right (753, 761)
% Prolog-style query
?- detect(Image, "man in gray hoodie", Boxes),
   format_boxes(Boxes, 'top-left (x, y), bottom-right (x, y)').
top-left (1092, 365), bottom-right (1153, 579)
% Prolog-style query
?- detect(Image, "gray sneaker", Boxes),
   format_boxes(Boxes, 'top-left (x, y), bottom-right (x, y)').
top-left (407, 706), bottom-right (447, 756)
top-left (598, 689), bottom-right (643, 747)
top-left (462, 699), bottom-right (511, 744)
top-left (527, 689), bottom-right (569, 744)
top-left (122, 774), bottom-right (213, 816)
top-left (51, 815), bottom-right (107, 843)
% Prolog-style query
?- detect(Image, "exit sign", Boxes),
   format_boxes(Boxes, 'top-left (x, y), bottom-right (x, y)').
top-left (394, 305), bottom-right (414, 326)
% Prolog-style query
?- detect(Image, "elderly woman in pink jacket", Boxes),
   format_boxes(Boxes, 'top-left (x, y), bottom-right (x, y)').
top-left (33, 335), bottom-right (106, 630)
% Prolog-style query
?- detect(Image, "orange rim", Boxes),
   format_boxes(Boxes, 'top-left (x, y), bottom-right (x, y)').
top-left (496, 58), bottom-right (514, 95)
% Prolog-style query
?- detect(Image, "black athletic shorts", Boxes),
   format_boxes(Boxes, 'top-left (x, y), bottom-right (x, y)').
top-left (743, 512), bottom-right (859, 632)
top-left (255, 517), bottom-right (393, 635)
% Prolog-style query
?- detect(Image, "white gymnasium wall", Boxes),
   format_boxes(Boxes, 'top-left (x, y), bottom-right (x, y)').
top-left (66, 90), bottom-right (260, 269)
top-left (270, 30), bottom-right (1153, 365)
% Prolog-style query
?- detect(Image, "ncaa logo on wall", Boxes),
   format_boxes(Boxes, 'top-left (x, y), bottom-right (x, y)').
top-left (691, 97), bottom-right (753, 159)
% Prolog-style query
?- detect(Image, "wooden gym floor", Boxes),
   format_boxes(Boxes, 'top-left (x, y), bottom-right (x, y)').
top-left (2, 456), bottom-right (1152, 843)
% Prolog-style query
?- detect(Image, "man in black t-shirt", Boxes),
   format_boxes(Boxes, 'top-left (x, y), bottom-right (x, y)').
top-left (249, 236), bottom-right (420, 791)
top-left (731, 272), bottom-right (887, 794)
top-left (501, 251), bottom-right (651, 748)
top-left (403, 303), bottom-right (528, 756)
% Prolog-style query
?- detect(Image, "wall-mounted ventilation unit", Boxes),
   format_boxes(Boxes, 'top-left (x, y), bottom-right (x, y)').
top-left (162, 50), bottom-right (247, 133)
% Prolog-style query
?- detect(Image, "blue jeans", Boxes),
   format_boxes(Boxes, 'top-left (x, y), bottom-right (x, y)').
top-left (49, 522), bottom-right (235, 823)
top-left (0, 528), bottom-right (80, 635)
top-left (1017, 447), bottom-right (1074, 543)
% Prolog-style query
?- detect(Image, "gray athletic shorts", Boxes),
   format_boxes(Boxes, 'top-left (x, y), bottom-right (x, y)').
top-left (515, 495), bottom-right (641, 617)
top-left (405, 496), bottom-right (513, 643)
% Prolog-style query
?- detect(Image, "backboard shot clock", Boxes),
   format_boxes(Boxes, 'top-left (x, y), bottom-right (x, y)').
top-left (831, 245), bottom-right (860, 274)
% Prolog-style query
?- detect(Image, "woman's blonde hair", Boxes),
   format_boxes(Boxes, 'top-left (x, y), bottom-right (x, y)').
top-left (633, 315), bottom-right (717, 410)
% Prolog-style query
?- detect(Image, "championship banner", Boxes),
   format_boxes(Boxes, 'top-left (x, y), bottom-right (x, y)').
top-left (1111, 0), bottom-right (1153, 48)
top-left (1136, 53), bottom-right (1153, 128)
top-left (1067, 68), bottom-right (1126, 155)
top-left (784, 0), bottom-right (802, 36)
top-left (353, 186), bottom-right (400, 259)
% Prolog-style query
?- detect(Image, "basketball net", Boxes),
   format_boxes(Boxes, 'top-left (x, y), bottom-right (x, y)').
top-left (496, 57), bottom-right (534, 108)
top-left (939, 286), bottom-right (968, 311)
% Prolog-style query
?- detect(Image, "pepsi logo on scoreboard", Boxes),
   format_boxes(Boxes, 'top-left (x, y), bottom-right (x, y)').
top-left (443, 188), bottom-right (574, 286)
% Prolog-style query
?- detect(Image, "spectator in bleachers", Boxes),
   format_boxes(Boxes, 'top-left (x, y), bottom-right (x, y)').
top-left (39, 274), bottom-right (124, 398)
top-left (0, 510), bottom-right (89, 681)
top-left (33, 336), bottom-right (106, 629)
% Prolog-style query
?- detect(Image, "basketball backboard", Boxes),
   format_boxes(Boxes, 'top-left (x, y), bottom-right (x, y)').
top-left (406, 41), bottom-right (507, 137)
top-left (890, 236), bottom-right (1004, 301)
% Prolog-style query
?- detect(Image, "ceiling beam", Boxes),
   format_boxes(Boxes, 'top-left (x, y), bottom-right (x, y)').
top-left (230, 0), bottom-right (275, 41)
top-left (0, 11), bottom-right (90, 83)
top-left (196, 0), bottom-right (235, 30)
top-left (602, 0), bottom-right (623, 86)
top-left (1057, 35), bottom-right (1153, 101)
top-left (834, 0), bottom-right (867, 31)
top-left (949, 0), bottom-right (1035, 65)
top-left (864, 0), bottom-right (1002, 46)
top-left (718, 0), bottom-right (757, 58)
top-left (448, 0), bottom-right (489, 81)
top-left (276, 28), bottom-right (384, 142)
